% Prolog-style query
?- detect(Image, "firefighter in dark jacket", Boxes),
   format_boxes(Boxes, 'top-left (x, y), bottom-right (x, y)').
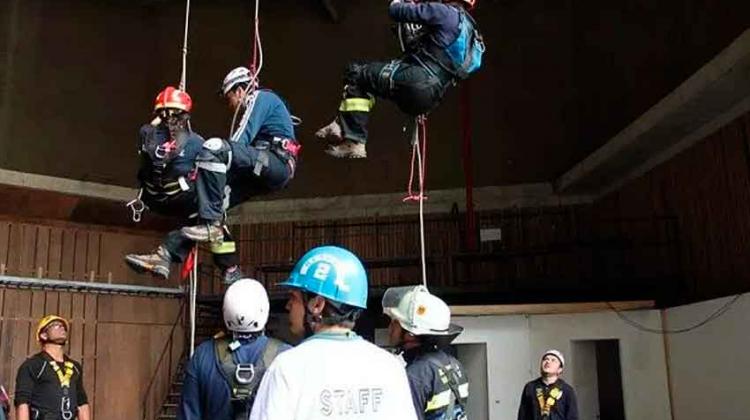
top-left (124, 86), bottom-right (242, 284)
top-left (178, 278), bottom-right (291, 420)
top-left (316, 0), bottom-right (484, 158)
top-left (179, 67), bottom-right (301, 244)
top-left (382, 285), bottom-right (469, 420)
top-left (517, 350), bottom-right (579, 420)
top-left (15, 315), bottom-right (90, 420)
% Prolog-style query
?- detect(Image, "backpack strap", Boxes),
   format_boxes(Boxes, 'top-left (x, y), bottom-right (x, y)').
top-left (423, 352), bottom-right (468, 419)
top-left (261, 337), bottom-right (284, 369)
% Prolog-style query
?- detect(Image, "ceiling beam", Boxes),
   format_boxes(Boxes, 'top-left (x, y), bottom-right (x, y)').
top-left (556, 29), bottom-right (750, 196)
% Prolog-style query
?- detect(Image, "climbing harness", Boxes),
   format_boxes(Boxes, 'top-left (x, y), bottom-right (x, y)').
top-left (403, 116), bottom-right (429, 287)
top-left (49, 360), bottom-right (76, 420)
top-left (535, 384), bottom-right (564, 418)
top-left (214, 334), bottom-right (284, 419)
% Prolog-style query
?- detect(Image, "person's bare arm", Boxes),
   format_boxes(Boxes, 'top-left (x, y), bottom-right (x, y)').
top-left (16, 403), bottom-right (30, 420)
top-left (78, 404), bottom-right (91, 420)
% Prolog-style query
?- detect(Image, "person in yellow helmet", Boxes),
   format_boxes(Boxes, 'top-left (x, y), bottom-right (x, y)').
top-left (14, 315), bottom-right (90, 420)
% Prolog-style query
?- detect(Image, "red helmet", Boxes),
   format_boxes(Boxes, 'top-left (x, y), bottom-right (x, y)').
top-left (154, 86), bottom-right (193, 113)
top-left (460, 0), bottom-right (476, 8)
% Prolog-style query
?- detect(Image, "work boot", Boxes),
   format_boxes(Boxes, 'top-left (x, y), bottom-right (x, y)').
top-left (181, 221), bottom-right (224, 243)
top-left (124, 246), bottom-right (171, 279)
top-left (325, 140), bottom-right (367, 159)
top-left (315, 119), bottom-right (342, 144)
top-left (222, 266), bottom-right (243, 285)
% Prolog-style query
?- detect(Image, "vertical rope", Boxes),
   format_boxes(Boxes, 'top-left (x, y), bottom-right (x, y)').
top-left (189, 246), bottom-right (198, 357)
top-left (403, 116), bottom-right (429, 287)
top-left (178, 0), bottom-right (191, 91)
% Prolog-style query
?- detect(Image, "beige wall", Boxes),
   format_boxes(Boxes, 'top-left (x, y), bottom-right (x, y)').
top-left (453, 310), bottom-right (672, 420)
top-left (664, 295), bottom-right (749, 420)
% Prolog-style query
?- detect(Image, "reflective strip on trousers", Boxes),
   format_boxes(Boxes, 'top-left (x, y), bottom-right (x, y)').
top-left (211, 241), bottom-right (236, 254)
top-left (338, 97), bottom-right (375, 112)
top-left (196, 161), bottom-right (228, 173)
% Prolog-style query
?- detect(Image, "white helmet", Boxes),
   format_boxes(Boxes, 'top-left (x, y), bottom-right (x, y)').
top-left (382, 285), bottom-right (459, 336)
top-left (542, 349), bottom-right (565, 367)
top-left (223, 278), bottom-right (270, 333)
top-left (220, 66), bottom-right (258, 95)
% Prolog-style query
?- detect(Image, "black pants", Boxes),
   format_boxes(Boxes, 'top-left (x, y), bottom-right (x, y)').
top-left (143, 191), bottom-right (238, 271)
top-left (340, 58), bottom-right (450, 143)
top-left (195, 140), bottom-right (293, 221)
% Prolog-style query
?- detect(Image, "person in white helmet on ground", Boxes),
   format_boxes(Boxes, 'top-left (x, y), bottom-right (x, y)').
top-left (517, 349), bottom-right (579, 420)
top-left (178, 278), bottom-right (291, 420)
top-left (383, 285), bottom-right (469, 420)
top-left (181, 67), bottom-right (301, 244)
top-left (249, 245), bottom-right (418, 420)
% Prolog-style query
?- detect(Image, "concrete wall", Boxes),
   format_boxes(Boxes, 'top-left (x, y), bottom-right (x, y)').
top-left (453, 310), bottom-right (672, 420)
top-left (664, 295), bottom-right (750, 420)
top-left (3, 0), bottom-right (750, 196)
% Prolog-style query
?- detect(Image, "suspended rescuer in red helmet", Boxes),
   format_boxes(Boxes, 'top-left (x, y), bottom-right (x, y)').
top-left (124, 86), bottom-right (243, 284)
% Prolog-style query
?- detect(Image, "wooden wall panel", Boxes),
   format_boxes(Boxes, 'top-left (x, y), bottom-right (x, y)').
top-left (595, 112), bottom-right (750, 302)
top-left (0, 217), bottom-right (174, 287)
top-left (0, 289), bottom-right (183, 420)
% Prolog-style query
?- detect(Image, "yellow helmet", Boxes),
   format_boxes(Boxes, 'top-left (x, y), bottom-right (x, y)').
top-left (36, 315), bottom-right (69, 343)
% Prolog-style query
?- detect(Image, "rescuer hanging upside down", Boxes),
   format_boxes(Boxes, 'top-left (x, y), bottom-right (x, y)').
top-left (179, 67), bottom-right (301, 244)
top-left (124, 86), bottom-right (243, 284)
top-left (315, 0), bottom-right (485, 159)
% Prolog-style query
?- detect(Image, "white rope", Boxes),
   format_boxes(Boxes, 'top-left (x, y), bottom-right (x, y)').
top-left (414, 123), bottom-right (427, 287)
top-left (179, 0), bottom-right (191, 91)
top-left (250, 0), bottom-right (263, 85)
top-left (189, 247), bottom-right (198, 356)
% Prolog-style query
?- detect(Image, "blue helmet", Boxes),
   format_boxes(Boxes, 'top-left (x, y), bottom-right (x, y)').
top-left (280, 246), bottom-right (368, 309)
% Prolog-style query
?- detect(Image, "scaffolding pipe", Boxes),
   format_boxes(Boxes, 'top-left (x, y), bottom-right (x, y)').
top-left (0, 275), bottom-right (184, 297)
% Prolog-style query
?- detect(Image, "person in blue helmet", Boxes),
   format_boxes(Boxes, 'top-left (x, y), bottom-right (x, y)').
top-left (178, 279), bottom-right (291, 420)
top-left (249, 246), bottom-right (418, 420)
top-left (180, 67), bottom-right (301, 244)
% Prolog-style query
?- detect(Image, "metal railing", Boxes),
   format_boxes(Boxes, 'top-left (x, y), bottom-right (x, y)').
top-left (141, 299), bottom-right (187, 420)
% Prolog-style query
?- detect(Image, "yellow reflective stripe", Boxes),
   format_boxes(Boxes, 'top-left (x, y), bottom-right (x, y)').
top-left (338, 97), bottom-right (375, 112)
top-left (425, 390), bottom-right (452, 412)
top-left (211, 241), bottom-right (236, 254)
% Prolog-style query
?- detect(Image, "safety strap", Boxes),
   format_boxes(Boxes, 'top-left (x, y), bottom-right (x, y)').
top-left (423, 353), bottom-right (467, 419)
top-left (230, 90), bottom-right (260, 143)
top-left (214, 336), bottom-right (285, 418)
top-left (49, 361), bottom-right (75, 388)
top-left (535, 384), bottom-right (563, 418)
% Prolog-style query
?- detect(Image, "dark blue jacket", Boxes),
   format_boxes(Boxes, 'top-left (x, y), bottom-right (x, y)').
top-left (389, 2), bottom-right (462, 49)
top-left (137, 124), bottom-right (204, 192)
top-left (230, 90), bottom-right (295, 146)
top-left (517, 378), bottom-right (579, 420)
top-left (404, 347), bottom-right (469, 420)
top-left (178, 335), bottom-right (291, 420)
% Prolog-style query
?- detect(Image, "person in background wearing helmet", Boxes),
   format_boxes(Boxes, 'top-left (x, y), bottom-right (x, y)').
top-left (179, 278), bottom-right (291, 420)
top-left (180, 67), bottom-right (301, 244)
top-left (249, 246), bottom-right (418, 420)
top-left (14, 315), bottom-right (90, 420)
top-left (124, 86), bottom-right (243, 284)
top-left (316, 0), bottom-right (484, 158)
top-left (383, 285), bottom-right (469, 420)
top-left (517, 350), bottom-right (579, 420)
